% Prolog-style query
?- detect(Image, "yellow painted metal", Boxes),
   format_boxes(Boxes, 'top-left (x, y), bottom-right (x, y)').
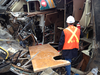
top-left (51, 0), bottom-right (55, 8)
top-left (0, 46), bottom-right (9, 59)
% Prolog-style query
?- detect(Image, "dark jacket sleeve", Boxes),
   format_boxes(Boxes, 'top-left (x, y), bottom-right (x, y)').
top-left (58, 31), bottom-right (65, 50)
top-left (80, 30), bottom-right (83, 38)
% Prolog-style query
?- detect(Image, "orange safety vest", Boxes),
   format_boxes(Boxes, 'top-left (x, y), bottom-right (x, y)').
top-left (63, 25), bottom-right (80, 50)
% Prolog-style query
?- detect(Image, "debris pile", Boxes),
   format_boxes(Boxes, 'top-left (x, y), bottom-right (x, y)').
top-left (0, 0), bottom-right (99, 75)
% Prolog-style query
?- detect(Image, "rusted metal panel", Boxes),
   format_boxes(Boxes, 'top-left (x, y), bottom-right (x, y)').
top-left (79, 0), bottom-right (91, 28)
top-left (73, 0), bottom-right (86, 21)
top-left (27, 9), bottom-right (57, 17)
top-left (55, 20), bottom-right (64, 43)
top-left (81, 54), bottom-right (90, 71)
top-left (45, 12), bottom-right (58, 26)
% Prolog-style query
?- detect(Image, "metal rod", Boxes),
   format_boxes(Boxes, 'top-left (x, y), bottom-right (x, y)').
top-left (0, 39), bottom-right (15, 41)
top-left (19, 20), bottom-right (32, 34)
top-left (19, 51), bottom-right (28, 58)
top-left (64, 0), bottom-right (66, 28)
top-left (23, 64), bottom-right (32, 68)
top-left (18, 58), bottom-right (29, 60)
top-left (22, 52), bottom-right (39, 68)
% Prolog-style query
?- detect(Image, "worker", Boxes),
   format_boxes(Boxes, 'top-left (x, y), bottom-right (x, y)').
top-left (58, 16), bottom-right (83, 75)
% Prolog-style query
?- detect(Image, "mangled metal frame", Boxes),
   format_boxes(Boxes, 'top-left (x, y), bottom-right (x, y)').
top-left (0, 0), bottom-right (27, 13)
top-left (0, 0), bottom-right (97, 74)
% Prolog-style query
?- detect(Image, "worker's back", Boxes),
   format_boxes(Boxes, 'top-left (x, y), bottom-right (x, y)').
top-left (63, 25), bottom-right (80, 50)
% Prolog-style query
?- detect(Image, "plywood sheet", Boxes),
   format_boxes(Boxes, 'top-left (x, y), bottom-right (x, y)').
top-left (29, 44), bottom-right (70, 72)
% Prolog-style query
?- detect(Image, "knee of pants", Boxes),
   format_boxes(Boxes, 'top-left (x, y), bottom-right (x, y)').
top-left (65, 58), bottom-right (71, 63)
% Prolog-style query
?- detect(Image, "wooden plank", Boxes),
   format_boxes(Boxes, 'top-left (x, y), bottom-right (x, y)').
top-left (27, 9), bottom-right (57, 17)
top-left (81, 54), bottom-right (90, 71)
top-left (29, 44), bottom-right (70, 72)
top-left (76, 59), bottom-right (84, 69)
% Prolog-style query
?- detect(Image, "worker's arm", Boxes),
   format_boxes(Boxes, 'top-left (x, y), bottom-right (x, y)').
top-left (80, 30), bottom-right (83, 38)
top-left (58, 31), bottom-right (65, 51)
top-left (77, 24), bottom-right (83, 38)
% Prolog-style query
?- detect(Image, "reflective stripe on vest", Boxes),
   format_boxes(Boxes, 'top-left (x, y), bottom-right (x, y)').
top-left (66, 28), bottom-right (79, 43)
top-left (63, 26), bottom-right (80, 49)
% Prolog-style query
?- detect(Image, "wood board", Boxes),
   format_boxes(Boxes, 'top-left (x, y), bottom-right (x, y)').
top-left (29, 44), bottom-right (70, 72)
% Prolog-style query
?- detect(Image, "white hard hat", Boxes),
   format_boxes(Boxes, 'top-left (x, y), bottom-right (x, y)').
top-left (66, 16), bottom-right (75, 23)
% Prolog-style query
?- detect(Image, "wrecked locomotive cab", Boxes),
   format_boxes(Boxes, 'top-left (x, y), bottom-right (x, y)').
top-left (0, 0), bottom-right (97, 75)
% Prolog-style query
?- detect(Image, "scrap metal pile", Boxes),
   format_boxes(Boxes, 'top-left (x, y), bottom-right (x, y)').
top-left (0, 12), bottom-right (41, 74)
top-left (0, 11), bottom-right (68, 75)
top-left (0, 0), bottom-right (98, 75)
top-left (0, 25), bottom-right (69, 75)
top-left (0, 12), bottom-right (93, 75)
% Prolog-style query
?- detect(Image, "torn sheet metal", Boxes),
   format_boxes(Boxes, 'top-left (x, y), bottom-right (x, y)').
top-left (10, 0), bottom-right (26, 12)
top-left (10, 12), bottom-right (24, 17)
top-left (0, 6), bottom-right (7, 13)
top-left (79, 0), bottom-right (91, 27)
top-left (0, 29), bottom-right (12, 39)
top-left (82, 44), bottom-right (93, 57)
top-left (0, 28), bottom-right (13, 45)
top-left (0, 0), bottom-right (18, 13)
top-left (0, 63), bottom-right (11, 73)
top-left (0, 28), bottom-right (27, 54)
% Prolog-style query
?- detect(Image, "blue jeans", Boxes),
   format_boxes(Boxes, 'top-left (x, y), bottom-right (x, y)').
top-left (65, 58), bottom-right (72, 75)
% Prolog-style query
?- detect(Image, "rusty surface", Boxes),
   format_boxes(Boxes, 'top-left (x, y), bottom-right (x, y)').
top-left (73, 0), bottom-right (86, 21)
top-left (27, 9), bottom-right (57, 17)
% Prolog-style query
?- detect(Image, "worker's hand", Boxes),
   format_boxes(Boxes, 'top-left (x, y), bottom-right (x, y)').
top-left (58, 50), bottom-right (62, 55)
